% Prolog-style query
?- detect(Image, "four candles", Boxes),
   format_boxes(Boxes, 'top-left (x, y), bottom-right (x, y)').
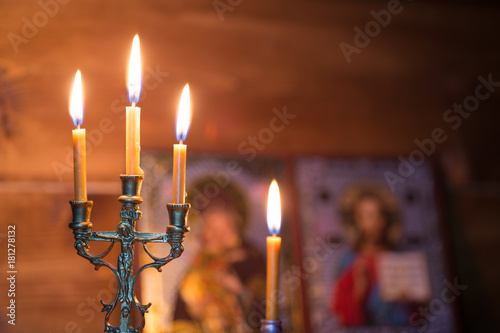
top-left (69, 35), bottom-right (283, 320)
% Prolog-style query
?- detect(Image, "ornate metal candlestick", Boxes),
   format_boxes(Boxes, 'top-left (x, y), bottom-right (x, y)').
top-left (69, 174), bottom-right (190, 333)
top-left (261, 320), bottom-right (283, 332)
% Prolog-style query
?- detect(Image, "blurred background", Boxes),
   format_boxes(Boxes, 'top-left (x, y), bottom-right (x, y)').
top-left (0, 0), bottom-right (499, 332)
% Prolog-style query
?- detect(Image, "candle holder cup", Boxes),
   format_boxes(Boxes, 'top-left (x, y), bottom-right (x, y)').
top-left (261, 319), bottom-right (283, 332)
top-left (69, 174), bottom-right (190, 333)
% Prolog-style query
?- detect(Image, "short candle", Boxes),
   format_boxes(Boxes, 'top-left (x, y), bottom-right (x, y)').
top-left (172, 84), bottom-right (191, 203)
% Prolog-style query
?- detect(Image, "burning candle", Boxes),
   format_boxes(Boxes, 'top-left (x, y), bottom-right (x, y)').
top-left (266, 179), bottom-right (281, 320)
top-left (172, 84), bottom-right (191, 203)
top-left (126, 34), bottom-right (143, 175)
top-left (69, 70), bottom-right (87, 201)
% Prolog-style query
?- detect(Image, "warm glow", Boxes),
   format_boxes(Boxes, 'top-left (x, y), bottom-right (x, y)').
top-left (176, 84), bottom-right (191, 142)
top-left (127, 34), bottom-right (142, 105)
top-left (69, 70), bottom-right (83, 127)
top-left (267, 179), bottom-right (281, 235)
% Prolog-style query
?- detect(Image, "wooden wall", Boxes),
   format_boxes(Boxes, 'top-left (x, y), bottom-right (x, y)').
top-left (0, 0), bottom-right (499, 332)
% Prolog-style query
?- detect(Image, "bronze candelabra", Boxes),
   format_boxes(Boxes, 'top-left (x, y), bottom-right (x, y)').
top-left (69, 174), bottom-right (190, 333)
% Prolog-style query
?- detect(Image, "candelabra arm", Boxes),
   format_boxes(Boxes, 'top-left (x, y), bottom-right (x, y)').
top-left (133, 203), bottom-right (190, 283)
top-left (132, 232), bottom-right (165, 242)
top-left (91, 231), bottom-right (121, 240)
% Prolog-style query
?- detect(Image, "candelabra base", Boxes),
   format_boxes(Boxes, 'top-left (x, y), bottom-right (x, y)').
top-left (260, 320), bottom-right (283, 332)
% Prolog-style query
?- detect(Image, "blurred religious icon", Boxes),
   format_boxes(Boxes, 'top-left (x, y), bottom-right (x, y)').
top-left (331, 183), bottom-right (432, 326)
top-left (172, 177), bottom-right (267, 333)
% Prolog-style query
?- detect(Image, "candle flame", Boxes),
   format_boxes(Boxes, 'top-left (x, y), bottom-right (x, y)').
top-left (127, 34), bottom-right (142, 105)
top-left (69, 70), bottom-right (83, 127)
top-left (176, 84), bottom-right (191, 142)
top-left (267, 179), bottom-right (281, 235)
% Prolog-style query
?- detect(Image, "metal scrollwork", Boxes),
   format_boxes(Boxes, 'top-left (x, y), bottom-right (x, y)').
top-left (69, 174), bottom-right (190, 333)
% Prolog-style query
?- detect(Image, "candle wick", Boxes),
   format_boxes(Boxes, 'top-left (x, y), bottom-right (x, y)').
top-left (77, 124), bottom-right (80, 130)
top-left (179, 140), bottom-right (183, 145)
top-left (132, 102), bottom-right (136, 108)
